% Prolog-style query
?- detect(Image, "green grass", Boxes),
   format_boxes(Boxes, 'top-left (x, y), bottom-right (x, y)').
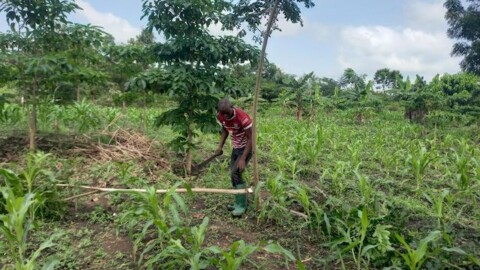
top-left (1, 100), bottom-right (479, 269)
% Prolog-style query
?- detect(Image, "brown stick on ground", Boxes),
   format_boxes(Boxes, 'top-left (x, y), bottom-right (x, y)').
top-left (57, 184), bottom-right (253, 194)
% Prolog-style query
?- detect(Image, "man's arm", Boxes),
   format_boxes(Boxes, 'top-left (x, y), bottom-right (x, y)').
top-left (216, 127), bottom-right (228, 155)
top-left (237, 127), bottom-right (252, 171)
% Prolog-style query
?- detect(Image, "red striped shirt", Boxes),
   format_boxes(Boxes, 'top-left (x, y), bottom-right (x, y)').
top-left (217, 107), bottom-right (252, 149)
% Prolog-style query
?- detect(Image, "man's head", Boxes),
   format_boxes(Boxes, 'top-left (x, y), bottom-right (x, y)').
top-left (217, 98), bottom-right (234, 119)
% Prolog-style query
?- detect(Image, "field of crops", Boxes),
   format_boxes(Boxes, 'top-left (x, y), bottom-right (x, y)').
top-left (1, 100), bottom-right (479, 269)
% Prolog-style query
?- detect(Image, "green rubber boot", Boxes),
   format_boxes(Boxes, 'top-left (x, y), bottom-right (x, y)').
top-left (232, 184), bottom-right (247, 217)
top-left (227, 185), bottom-right (237, 211)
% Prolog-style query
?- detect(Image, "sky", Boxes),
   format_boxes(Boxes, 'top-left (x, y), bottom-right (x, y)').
top-left (0, 0), bottom-right (463, 81)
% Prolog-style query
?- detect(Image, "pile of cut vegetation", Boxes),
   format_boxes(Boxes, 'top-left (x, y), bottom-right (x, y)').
top-left (73, 128), bottom-right (170, 170)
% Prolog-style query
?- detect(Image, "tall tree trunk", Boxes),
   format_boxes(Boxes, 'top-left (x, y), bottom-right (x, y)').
top-left (251, 0), bottom-right (280, 209)
top-left (53, 86), bottom-right (59, 134)
top-left (143, 90), bottom-right (147, 134)
top-left (76, 85), bottom-right (80, 102)
top-left (54, 117), bottom-right (59, 134)
top-left (29, 78), bottom-right (38, 151)
top-left (185, 126), bottom-right (193, 176)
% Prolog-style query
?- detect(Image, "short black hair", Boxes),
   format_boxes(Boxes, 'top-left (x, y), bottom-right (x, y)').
top-left (217, 98), bottom-right (232, 112)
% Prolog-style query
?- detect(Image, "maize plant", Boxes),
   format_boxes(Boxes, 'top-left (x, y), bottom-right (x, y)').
top-left (116, 184), bottom-right (189, 267)
top-left (208, 241), bottom-right (297, 270)
top-left (355, 169), bottom-right (373, 207)
top-left (330, 208), bottom-right (372, 270)
top-left (406, 143), bottom-right (436, 191)
top-left (423, 189), bottom-right (450, 231)
top-left (257, 174), bottom-right (296, 223)
top-left (322, 161), bottom-right (348, 196)
top-left (67, 99), bottom-right (101, 133)
top-left (395, 231), bottom-right (441, 270)
top-left (0, 188), bottom-right (60, 270)
top-left (143, 217), bottom-right (211, 269)
top-left (451, 143), bottom-right (474, 191)
top-left (302, 124), bottom-right (324, 166)
top-left (0, 103), bottom-right (24, 126)
top-left (0, 152), bottom-right (60, 218)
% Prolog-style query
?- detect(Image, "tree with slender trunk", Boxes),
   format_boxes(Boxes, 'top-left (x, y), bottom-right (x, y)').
top-left (129, 0), bottom-right (259, 175)
top-left (0, 0), bottom-right (110, 150)
top-left (222, 0), bottom-right (315, 206)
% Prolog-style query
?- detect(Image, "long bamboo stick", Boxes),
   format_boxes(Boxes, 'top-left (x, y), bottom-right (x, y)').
top-left (56, 184), bottom-right (253, 194)
top-left (57, 185), bottom-right (309, 220)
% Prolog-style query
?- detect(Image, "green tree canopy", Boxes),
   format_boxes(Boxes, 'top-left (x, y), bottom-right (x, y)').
top-left (0, 0), bottom-right (112, 149)
top-left (374, 68), bottom-right (403, 91)
top-left (340, 68), bottom-right (366, 91)
top-left (129, 0), bottom-right (260, 174)
top-left (445, 0), bottom-right (480, 75)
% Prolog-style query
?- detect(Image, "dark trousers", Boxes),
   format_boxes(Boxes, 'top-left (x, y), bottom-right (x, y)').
top-left (230, 148), bottom-right (252, 187)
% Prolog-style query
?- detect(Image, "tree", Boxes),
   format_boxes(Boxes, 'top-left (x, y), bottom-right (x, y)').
top-left (222, 0), bottom-right (315, 198)
top-left (374, 68), bottom-right (403, 91)
top-left (129, 0), bottom-right (260, 175)
top-left (0, 1), bottom-right (112, 149)
top-left (106, 29), bottom-right (155, 132)
top-left (260, 62), bottom-right (285, 102)
top-left (437, 72), bottom-right (480, 117)
top-left (400, 75), bottom-right (444, 123)
top-left (444, 0), bottom-right (480, 75)
top-left (280, 72), bottom-right (315, 120)
top-left (339, 68), bottom-right (366, 91)
top-left (1, 0), bottom-right (78, 150)
top-left (318, 77), bottom-right (339, 97)
top-left (61, 24), bottom-right (111, 103)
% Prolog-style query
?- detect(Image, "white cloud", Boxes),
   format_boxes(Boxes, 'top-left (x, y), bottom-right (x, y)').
top-left (338, 25), bottom-right (460, 80)
top-left (271, 16), bottom-right (330, 40)
top-left (274, 15), bottom-right (305, 37)
top-left (75, 0), bottom-right (141, 43)
top-left (307, 22), bottom-right (331, 41)
top-left (406, 0), bottom-right (447, 32)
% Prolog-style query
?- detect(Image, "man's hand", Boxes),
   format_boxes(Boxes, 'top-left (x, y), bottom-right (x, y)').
top-left (214, 147), bottom-right (223, 156)
top-left (237, 158), bottom-right (246, 172)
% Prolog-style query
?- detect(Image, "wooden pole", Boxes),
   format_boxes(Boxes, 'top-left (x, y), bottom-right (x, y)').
top-left (57, 184), bottom-right (254, 194)
top-left (58, 185), bottom-right (309, 220)
top-left (251, 0), bottom-right (281, 209)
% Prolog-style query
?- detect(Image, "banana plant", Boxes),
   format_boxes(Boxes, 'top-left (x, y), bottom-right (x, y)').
top-left (278, 72), bottom-right (315, 121)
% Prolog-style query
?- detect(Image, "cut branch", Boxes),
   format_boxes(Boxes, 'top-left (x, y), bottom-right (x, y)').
top-left (57, 184), bottom-right (254, 194)
top-left (278, 205), bottom-right (308, 219)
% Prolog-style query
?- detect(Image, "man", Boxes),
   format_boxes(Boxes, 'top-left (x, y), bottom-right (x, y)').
top-left (215, 98), bottom-right (252, 217)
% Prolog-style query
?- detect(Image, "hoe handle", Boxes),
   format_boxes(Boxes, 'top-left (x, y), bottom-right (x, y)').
top-left (192, 151), bottom-right (223, 172)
